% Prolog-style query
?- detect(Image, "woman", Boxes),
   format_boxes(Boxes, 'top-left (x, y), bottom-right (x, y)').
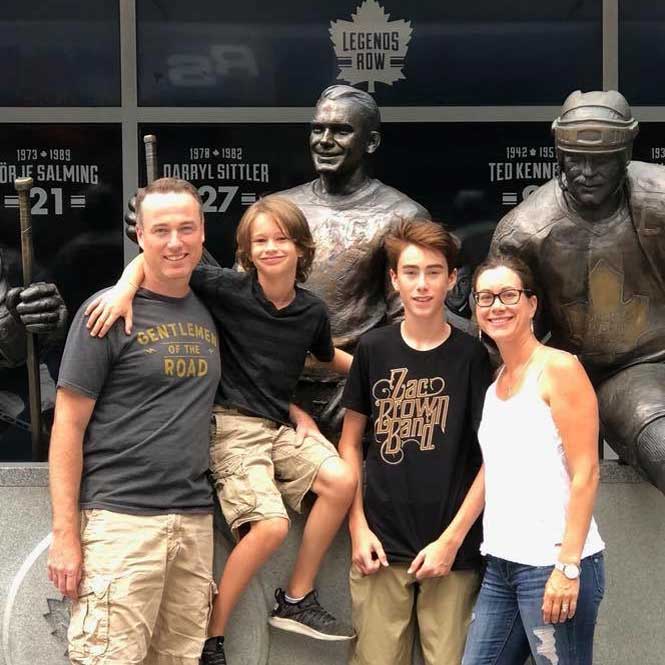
top-left (462, 254), bottom-right (605, 665)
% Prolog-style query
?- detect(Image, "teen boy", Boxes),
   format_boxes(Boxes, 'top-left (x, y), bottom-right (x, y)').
top-left (338, 219), bottom-right (492, 665)
top-left (85, 195), bottom-right (356, 665)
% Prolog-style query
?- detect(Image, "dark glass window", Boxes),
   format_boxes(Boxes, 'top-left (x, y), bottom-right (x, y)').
top-left (136, 121), bottom-right (555, 267)
top-left (0, 2), bottom-right (120, 106)
top-left (0, 124), bottom-right (123, 460)
top-left (631, 122), bottom-right (665, 166)
top-left (137, 124), bottom-right (310, 267)
top-left (620, 1), bottom-right (665, 104)
top-left (137, 0), bottom-right (602, 107)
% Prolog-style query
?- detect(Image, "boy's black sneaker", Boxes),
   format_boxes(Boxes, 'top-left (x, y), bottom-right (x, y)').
top-left (200, 636), bottom-right (227, 665)
top-left (268, 588), bottom-right (355, 641)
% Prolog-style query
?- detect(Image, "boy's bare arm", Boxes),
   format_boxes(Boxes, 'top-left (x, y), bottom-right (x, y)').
top-left (338, 409), bottom-right (388, 575)
top-left (329, 348), bottom-right (353, 374)
top-left (47, 388), bottom-right (96, 599)
top-left (308, 348), bottom-right (353, 375)
top-left (85, 254), bottom-right (145, 337)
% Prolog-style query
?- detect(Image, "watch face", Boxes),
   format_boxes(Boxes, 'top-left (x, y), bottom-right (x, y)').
top-left (564, 563), bottom-right (580, 579)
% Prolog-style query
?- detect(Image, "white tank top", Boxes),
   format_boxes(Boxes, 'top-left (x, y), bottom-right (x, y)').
top-left (478, 357), bottom-right (604, 566)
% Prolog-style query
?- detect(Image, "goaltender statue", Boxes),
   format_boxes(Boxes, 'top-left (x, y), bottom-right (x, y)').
top-left (491, 89), bottom-right (665, 493)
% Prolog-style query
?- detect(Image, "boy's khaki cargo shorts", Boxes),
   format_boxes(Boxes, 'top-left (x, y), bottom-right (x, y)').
top-left (210, 406), bottom-right (339, 538)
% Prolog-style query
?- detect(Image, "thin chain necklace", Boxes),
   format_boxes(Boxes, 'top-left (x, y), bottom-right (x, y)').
top-left (503, 344), bottom-right (541, 398)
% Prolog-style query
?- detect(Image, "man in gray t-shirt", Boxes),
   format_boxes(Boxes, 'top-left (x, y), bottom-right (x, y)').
top-left (47, 178), bottom-right (221, 665)
top-left (60, 287), bottom-right (220, 514)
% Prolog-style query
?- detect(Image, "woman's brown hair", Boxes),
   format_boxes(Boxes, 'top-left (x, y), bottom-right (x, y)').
top-left (472, 253), bottom-right (538, 296)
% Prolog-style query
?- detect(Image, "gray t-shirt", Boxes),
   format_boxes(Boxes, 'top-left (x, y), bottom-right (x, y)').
top-left (58, 287), bottom-right (221, 515)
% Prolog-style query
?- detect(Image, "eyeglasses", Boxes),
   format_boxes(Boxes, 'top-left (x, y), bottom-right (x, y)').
top-left (473, 288), bottom-right (533, 307)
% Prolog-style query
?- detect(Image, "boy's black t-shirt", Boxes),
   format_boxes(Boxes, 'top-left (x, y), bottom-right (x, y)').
top-left (190, 264), bottom-right (334, 425)
top-left (342, 324), bottom-right (492, 568)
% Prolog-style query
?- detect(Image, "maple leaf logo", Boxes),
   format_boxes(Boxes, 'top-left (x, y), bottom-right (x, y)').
top-left (330, 0), bottom-right (412, 93)
top-left (563, 259), bottom-right (649, 362)
top-left (44, 596), bottom-right (72, 656)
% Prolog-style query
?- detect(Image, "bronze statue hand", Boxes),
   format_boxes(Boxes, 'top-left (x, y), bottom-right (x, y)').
top-left (6, 282), bottom-right (67, 334)
top-left (124, 189), bottom-right (142, 243)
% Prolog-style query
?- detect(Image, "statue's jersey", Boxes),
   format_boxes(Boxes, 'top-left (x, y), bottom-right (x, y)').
top-left (279, 178), bottom-right (429, 350)
top-left (492, 161), bottom-right (665, 383)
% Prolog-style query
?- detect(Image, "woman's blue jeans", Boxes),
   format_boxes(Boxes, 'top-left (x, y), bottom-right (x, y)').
top-left (462, 553), bottom-right (605, 665)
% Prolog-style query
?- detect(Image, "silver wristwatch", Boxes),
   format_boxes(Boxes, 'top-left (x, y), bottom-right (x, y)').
top-left (554, 561), bottom-right (580, 580)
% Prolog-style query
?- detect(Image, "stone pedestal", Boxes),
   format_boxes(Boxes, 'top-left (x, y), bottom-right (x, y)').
top-left (0, 462), bottom-right (663, 665)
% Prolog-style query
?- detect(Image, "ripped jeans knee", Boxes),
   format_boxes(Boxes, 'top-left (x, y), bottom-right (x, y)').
top-left (532, 625), bottom-right (559, 665)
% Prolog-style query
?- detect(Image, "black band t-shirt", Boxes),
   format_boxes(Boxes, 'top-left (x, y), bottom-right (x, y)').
top-left (342, 324), bottom-right (491, 567)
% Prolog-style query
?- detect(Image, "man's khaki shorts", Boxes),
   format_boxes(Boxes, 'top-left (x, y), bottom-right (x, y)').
top-left (68, 509), bottom-right (214, 665)
top-left (349, 563), bottom-right (480, 665)
top-left (210, 406), bottom-right (339, 538)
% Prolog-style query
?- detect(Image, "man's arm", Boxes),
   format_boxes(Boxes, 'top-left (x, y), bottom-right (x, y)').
top-left (338, 409), bottom-right (388, 575)
top-left (47, 387), bottom-right (96, 599)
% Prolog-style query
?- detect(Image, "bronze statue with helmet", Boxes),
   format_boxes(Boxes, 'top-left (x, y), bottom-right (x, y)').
top-left (491, 89), bottom-right (665, 494)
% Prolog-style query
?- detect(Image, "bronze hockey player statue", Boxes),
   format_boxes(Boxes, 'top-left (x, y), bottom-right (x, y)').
top-left (125, 85), bottom-right (429, 434)
top-left (277, 85), bottom-right (429, 432)
top-left (491, 89), bottom-right (665, 493)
